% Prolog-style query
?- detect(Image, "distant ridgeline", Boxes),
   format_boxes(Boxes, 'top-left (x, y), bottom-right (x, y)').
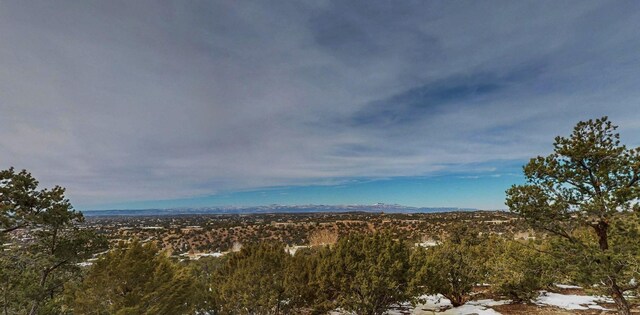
top-left (82, 204), bottom-right (478, 217)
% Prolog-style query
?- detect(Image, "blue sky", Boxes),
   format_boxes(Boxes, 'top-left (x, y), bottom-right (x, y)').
top-left (91, 161), bottom-right (525, 210)
top-left (2, 1), bottom-right (640, 210)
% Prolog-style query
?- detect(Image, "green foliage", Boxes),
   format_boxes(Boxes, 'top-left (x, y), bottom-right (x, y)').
top-left (283, 247), bottom-right (323, 312)
top-left (0, 168), bottom-right (106, 315)
top-left (506, 117), bottom-right (640, 314)
top-left (318, 233), bottom-right (412, 315)
top-left (69, 240), bottom-right (197, 315)
top-left (210, 242), bottom-right (291, 315)
top-left (187, 256), bottom-right (227, 313)
top-left (410, 225), bottom-right (486, 307)
top-left (0, 253), bottom-right (36, 314)
top-left (1, 168), bottom-right (40, 235)
top-left (553, 214), bottom-right (640, 293)
top-left (486, 237), bottom-right (558, 302)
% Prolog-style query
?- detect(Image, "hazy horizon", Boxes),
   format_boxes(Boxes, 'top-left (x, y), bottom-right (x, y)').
top-left (80, 201), bottom-right (487, 212)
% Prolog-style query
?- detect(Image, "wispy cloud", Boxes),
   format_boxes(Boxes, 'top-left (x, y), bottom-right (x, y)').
top-left (1, 1), bottom-right (640, 208)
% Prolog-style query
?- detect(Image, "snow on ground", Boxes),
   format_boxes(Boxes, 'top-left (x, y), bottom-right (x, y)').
top-left (285, 245), bottom-right (310, 255)
top-left (397, 291), bottom-right (613, 314)
top-left (332, 290), bottom-right (614, 314)
top-left (554, 283), bottom-right (582, 289)
top-left (387, 295), bottom-right (508, 315)
top-left (534, 291), bottom-right (612, 310)
top-left (415, 240), bottom-right (440, 247)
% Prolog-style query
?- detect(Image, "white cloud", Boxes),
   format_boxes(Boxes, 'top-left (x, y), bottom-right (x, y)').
top-left (1, 1), bottom-right (640, 207)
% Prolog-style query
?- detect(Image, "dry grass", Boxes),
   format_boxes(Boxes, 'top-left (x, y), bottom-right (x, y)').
top-left (308, 229), bottom-right (338, 246)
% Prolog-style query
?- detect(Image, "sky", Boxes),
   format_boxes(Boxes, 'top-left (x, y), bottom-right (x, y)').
top-left (2, 1), bottom-right (640, 211)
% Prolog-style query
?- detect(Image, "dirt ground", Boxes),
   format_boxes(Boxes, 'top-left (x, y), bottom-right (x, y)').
top-left (480, 287), bottom-right (639, 315)
top-left (492, 301), bottom-right (640, 315)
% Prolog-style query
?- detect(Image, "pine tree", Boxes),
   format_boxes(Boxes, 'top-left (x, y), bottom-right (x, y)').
top-left (410, 225), bottom-right (486, 307)
top-left (210, 242), bottom-right (290, 315)
top-left (0, 168), bottom-right (106, 314)
top-left (187, 256), bottom-right (226, 313)
top-left (283, 247), bottom-right (323, 312)
top-left (506, 117), bottom-right (640, 315)
top-left (486, 237), bottom-right (558, 302)
top-left (69, 240), bottom-right (197, 315)
top-left (318, 233), bottom-right (411, 315)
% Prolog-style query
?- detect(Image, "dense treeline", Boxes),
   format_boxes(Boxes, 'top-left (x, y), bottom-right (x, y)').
top-left (63, 224), bottom-right (634, 315)
top-left (63, 231), bottom-right (562, 315)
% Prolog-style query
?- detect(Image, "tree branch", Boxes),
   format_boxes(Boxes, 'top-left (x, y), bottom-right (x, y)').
top-left (0, 223), bottom-right (28, 234)
top-left (620, 282), bottom-right (640, 292)
top-left (627, 170), bottom-right (639, 188)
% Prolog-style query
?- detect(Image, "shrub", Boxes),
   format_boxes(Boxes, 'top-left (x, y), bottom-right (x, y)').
top-left (69, 240), bottom-right (196, 315)
top-left (210, 242), bottom-right (291, 315)
top-left (317, 233), bottom-right (412, 315)
top-left (410, 225), bottom-right (487, 307)
top-left (487, 238), bottom-right (557, 302)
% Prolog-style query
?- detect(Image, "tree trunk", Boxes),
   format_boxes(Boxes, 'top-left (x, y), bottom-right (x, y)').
top-left (594, 221), bottom-right (630, 315)
top-left (28, 302), bottom-right (38, 315)
top-left (595, 220), bottom-right (609, 250)
top-left (4, 289), bottom-right (8, 315)
top-left (28, 266), bottom-right (52, 315)
top-left (447, 293), bottom-right (465, 307)
top-left (610, 282), bottom-right (631, 315)
top-left (28, 274), bottom-right (47, 315)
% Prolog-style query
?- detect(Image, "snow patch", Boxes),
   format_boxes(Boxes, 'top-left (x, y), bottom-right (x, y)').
top-left (389, 295), bottom-right (508, 315)
top-left (554, 283), bottom-right (582, 289)
top-left (333, 291), bottom-right (617, 314)
top-left (534, 291), bottom-right (612, 310)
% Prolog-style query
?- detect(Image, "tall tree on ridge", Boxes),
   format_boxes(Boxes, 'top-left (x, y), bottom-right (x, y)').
top-left (507, 117), bottom-right (640, 315)
top-left (1, 167), bottom-right (106, 314)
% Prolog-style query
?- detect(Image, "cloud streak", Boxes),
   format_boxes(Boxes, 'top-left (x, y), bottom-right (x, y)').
top-left (1, 1), bottom-right (640, 208)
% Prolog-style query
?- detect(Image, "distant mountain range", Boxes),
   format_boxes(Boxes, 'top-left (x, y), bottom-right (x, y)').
top-left (81, 203), bottom-right (478, 217)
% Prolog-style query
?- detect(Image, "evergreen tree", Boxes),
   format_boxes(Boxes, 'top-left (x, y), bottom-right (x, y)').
top-left (486, 237), bottom-right (558, 302)
top-left (410, 225), bottom-right (486, 307)
top-left (69, 240), bottom-right (197, 315)
top-left (0, 168), bottom-right (106, 314)
top-left (210, 242), bottom-right (291, 315)
top-left (506, 117), bottom-right (640, 315)
top-left (0, 253), bottom-right (34, 314)
top-left (283, 248), bottom-right (323, 313)
top-left (318, 233), bottom-right (411, 315)
top-left (188, 256), bottom-right (226, 313)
